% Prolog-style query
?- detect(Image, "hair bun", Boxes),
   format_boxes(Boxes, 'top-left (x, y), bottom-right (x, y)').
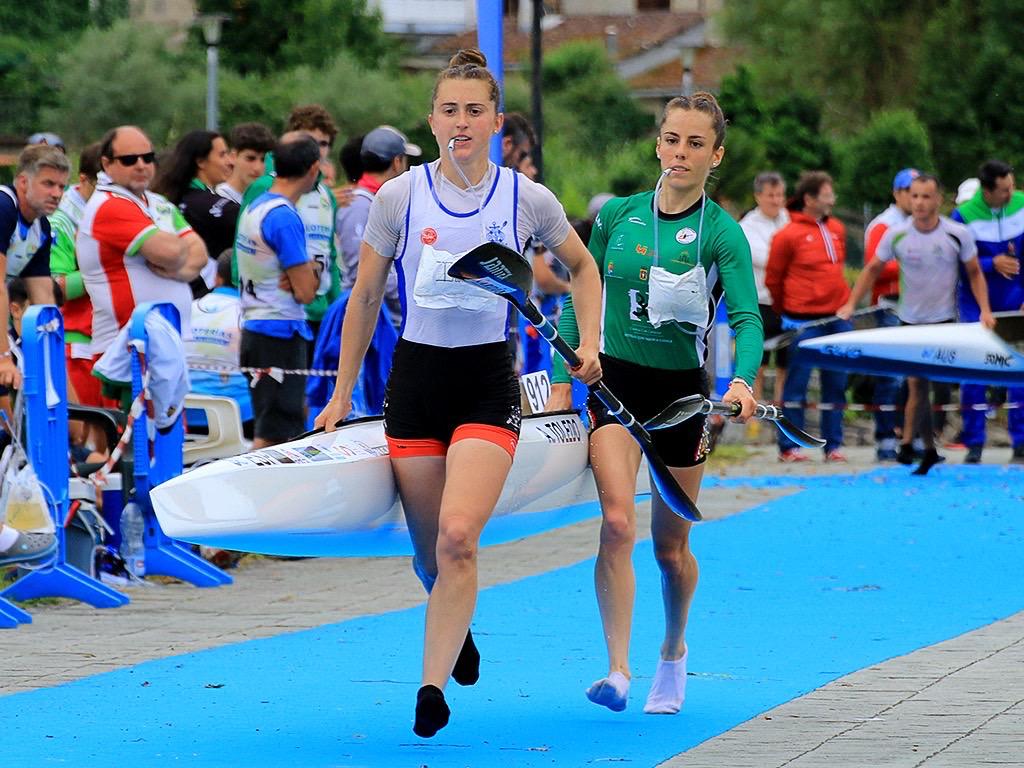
top-left (448, 47), bottom-right (488, 69)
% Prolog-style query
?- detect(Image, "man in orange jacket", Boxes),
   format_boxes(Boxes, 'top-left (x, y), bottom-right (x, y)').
top-left (766, 171), bottom-right (852, 462)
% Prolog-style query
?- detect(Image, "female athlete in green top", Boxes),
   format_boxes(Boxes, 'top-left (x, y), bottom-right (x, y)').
top-left (548, 92), bottom-right (763, 715)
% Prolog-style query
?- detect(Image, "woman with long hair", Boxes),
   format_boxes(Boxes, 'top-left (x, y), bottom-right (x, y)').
top-left (152, 130), bottom-right (235, 292)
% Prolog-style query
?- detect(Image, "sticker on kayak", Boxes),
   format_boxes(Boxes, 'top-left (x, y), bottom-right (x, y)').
top-left (534, 417), bottom-right (583, 445)
top-left (228, 440), bottom-right (389, 467)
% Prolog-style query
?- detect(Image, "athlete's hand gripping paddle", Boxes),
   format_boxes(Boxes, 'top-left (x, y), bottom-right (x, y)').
top-left (447, 244), bottom-right (702, 522)
top-left (644, 394), bottom-right (826, 449)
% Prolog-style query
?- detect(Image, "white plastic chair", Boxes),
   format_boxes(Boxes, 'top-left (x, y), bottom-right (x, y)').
top-left (183, 394), bottom-right (249, 464)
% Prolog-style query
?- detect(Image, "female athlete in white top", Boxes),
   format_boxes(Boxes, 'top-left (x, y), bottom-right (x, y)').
top-left (316, 48), bottom-right (603, 738)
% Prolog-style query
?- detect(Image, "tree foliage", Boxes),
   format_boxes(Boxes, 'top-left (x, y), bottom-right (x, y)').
top-left (540, 42), bottom-right (652, 152)
top-left (194, 0), bottom-right (391, 76)
top-left (714, 66), bottom-right (833, 210)
top-left (720, 0), bottom-right (1024, 194)
top-left (838, 110), bottom-right (933, 213)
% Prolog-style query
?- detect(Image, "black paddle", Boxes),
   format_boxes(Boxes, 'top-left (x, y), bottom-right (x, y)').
top-left (447, 242), bottom-right (702, 522)
top-left (643, 394), bottom-right (826, 449)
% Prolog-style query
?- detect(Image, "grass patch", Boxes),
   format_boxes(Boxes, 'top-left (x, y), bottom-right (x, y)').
top-left (707, 444), bottom-right (752, 466)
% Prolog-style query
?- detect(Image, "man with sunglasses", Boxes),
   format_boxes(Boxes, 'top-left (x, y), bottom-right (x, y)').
top-left (77, 126), bottom-right (208, 376)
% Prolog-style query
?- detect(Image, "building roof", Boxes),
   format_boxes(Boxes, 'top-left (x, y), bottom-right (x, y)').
top-left (418, 12), bottom-right (733, 94)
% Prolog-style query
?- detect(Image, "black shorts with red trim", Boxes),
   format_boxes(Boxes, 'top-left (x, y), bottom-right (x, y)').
top-left (588, 353), bottom-right (710, 468)
top-left (383, 338), bottom-right (521, 458)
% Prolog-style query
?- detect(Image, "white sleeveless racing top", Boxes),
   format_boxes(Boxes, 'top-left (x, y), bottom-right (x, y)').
top-left (236, 194), bottom-right (307, 322)
top-left (396, 163), bottom-right (520, 347)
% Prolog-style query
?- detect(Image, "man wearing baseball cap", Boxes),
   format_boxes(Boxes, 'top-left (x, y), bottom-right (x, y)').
top-left (862, 167), bottom-right (919, 461)
top-left (27, 132), bottom-right (65, 152)
top-left (335, 126), bottom-right (421, 327)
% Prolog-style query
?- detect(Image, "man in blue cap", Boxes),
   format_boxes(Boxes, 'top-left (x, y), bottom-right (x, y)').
top-left (863, 168), bottom-right (918, 461)
top-left (335, 125), bottom-right (421, 328)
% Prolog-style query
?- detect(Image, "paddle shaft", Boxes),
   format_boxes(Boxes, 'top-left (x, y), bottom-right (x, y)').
top-left (518, 301), bottom-right (702, 522)
top-left (697, 399), bottom-right (825, 449)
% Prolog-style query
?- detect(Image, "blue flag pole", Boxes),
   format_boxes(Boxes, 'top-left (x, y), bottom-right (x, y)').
top-left (476, 0), bottom-right (504, 165)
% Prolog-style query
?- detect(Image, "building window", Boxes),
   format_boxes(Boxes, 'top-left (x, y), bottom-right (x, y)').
top-left (638, 0), bottom-right (670, 10)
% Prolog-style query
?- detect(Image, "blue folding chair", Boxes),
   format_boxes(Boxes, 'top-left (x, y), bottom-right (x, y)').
top-left (1, 305), bottom-right (128, 617)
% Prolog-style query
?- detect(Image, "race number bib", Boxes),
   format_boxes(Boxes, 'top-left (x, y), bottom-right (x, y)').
top-left (413, 244), bottom-right (502, 311)
top-left (520, 370), bottom-right (551, 415)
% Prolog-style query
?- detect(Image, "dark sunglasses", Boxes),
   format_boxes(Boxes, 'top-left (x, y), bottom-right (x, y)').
top-left (112, 152), bottom-right (156, 167)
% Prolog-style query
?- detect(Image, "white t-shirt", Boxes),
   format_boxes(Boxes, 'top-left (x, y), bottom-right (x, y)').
top-left (875, 215), bottom-right (977, 324)
top-left (739, 207), bottom-right (789, 305)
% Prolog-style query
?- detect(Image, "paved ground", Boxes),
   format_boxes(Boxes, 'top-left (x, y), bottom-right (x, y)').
top-left (3, 442), bottom-right (1022, 767)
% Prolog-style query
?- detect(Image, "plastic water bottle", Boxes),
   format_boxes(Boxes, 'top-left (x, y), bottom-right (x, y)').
top-left (118, 502), bottom-right (146, 578)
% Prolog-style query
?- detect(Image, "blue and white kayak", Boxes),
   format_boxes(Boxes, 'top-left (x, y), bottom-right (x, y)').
top-left (151, 411), bottom-right (595, 557)
top-left (798, 312), bottom-right (1024, 385)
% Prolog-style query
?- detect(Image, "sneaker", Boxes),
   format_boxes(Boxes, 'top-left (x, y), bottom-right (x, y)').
top-left (964, 445), bottom-right (983, 464)
top-left (0, 530), bottom-right (57, 567)
top-left (896, 443), bottom-right (916, 465)
top-left (1012, 446), bottom-right (1024, 465)
top-left (876, 448), bottom-right (899, 462)
top-left (779, 448), bottom-right (809, 463)
top-left (825, 449), bottom-right (848, 463)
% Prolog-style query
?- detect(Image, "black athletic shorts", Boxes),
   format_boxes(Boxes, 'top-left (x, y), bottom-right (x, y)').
top-left (240, 329), bottom-right (307, 442)
top-left (759, 303), bottom-right (789, 368)
top-left (588, 353), bottom-right (711, 467)
top-left (383, 338), bottom-right (522, 457)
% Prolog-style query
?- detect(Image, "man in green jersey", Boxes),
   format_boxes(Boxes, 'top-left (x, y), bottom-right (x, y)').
top-left (549, 93), bottom-right (762, 716)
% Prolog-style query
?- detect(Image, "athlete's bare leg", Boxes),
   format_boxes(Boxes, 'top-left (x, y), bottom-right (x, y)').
top-left (409, 438), bottom-right (512, 736)
top-left (589, 425), bottom-right (643, 680)
top-left (643, 462), bottom-right (703, 714)
top-left (392, 455), bottom-right (446, 589)
top-left (650, 463), bottom-right (704, 661)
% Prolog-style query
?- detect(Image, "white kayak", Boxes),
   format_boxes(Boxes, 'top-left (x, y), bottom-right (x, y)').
top-left (152, 411), bottom-right (597, 557)
top-left (798, 312), bottom-right (1024, 386)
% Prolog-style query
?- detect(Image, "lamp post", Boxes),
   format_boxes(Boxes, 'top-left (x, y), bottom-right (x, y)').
top-left (680, 47), bottom-right (695, 97)
top-left (198, 14), bottom-right (228, 132)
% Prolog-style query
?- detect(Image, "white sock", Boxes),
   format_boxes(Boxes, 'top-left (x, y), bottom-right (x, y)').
top-left (585, 670), bottom-right (630, 712)
top-left (643, 653), bottom-right (688, 714)
top-left (0, 524), bottom-right (19, 552)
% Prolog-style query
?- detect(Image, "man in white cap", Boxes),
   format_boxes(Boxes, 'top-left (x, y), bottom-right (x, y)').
top-left (335, 125), bottom-right (421, 327)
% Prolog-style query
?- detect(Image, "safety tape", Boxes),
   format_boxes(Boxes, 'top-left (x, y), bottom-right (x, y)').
top-left (781, 401), bottom-right (1023, 412)
top-left (187, 362), bottom-right (336, 385)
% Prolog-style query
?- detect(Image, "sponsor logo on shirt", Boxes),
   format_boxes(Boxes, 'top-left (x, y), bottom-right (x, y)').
top-left (421, 227), bottom-right (438, 245)
top-left (676, 227), bottom-right (697, 244)
top-left (635, 244), bottom-right (648, 255)
top-left (628, 216), bottom-right (647, 226)
top-left (486, 220), bottom-right (508, 244)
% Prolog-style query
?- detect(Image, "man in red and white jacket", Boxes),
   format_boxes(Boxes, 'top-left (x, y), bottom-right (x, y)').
top-left (766, 171), bottom-right (851, 463)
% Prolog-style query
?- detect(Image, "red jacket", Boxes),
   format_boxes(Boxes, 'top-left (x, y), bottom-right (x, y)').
top-left (864, 204), bottom-right (907, 302)
top-left (766, 211), bottom-right (850, 315)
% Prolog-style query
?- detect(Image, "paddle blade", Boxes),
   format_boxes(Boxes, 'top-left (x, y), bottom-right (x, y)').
top-left (448, 242), bottom-right (534, 306)
top-left (643, 446), bottom-right (702, 522)
top-left (644, 394), bottom-right (707, 431)
top-left (774, 416), bottom-right (826, 449)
